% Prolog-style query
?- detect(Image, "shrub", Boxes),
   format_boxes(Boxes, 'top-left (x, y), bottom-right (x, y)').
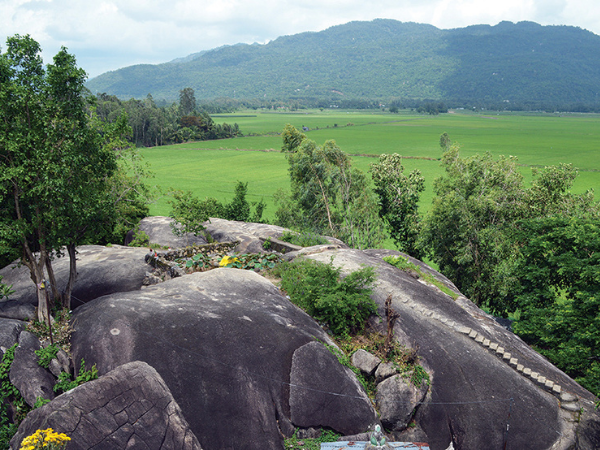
top-left (273, 258), bottom-right (377, 336)
top-left (280, 230), bottom-right (329, 247)
top-left (54, 359), bottom-right (98, 394)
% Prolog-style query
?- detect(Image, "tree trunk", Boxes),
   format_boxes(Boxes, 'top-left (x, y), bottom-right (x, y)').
top-left (64, 243), bottom-right (77, 310)
top-left (45, 256), bottom-right (61, 310)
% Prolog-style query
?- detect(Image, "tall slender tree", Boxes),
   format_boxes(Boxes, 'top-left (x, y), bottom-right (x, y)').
top-left (0, 35), bottom-right (117, 320)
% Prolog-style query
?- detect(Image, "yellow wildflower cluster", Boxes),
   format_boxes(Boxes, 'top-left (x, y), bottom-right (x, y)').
top-left (219, 255), bottom-right (239, 267)
top-left (20, 428), bottom-right (71, 450)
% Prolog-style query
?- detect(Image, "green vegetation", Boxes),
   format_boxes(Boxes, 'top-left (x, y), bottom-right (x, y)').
top-left (371, 154), bottom-right (425, 258)
top-left (279, 230), bottom-right (329, 247)
top-left (272, 258), bottom-right (377, 337)
top-left (35, 345), bottom-right (60, 369)
top-left (0, 344), bottom-right (25, 448)
top-left (53, 360), bottom-right (98, 394)
top-left (383, 255), bottom-right (458, 300)
top-left (0, 35), bottom-right (153, 320)
top-left (93, 90), bottom-right (241, 148)
top-left (168, 181), bottom-right (266, 241)
top-left (275, 124), bottom-right (386, 249)
top-left (418, 142), bottom-right (597, 311)
top-left (0, 276), bottom-right (13, 300)
top-left (511, 216), bottom-right (600, 398)
top-left (142, 111), bottom-right (600, 220)
top-left (0, 35), bottom-right (118, 321)
top-left (284, 429), bottom-right (341, 450)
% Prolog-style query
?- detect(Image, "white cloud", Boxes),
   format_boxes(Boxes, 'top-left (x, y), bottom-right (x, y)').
top-left (1, 0), bottom-right (599, 78)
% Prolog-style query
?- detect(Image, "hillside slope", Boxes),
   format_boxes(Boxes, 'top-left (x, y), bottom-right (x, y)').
top-left (86, 19), bottom-right (600, 106)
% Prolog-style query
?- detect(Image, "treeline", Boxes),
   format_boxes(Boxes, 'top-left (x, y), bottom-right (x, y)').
top-left (91, 88), bottom-right (241, 147)
top-left (147, 93), bottom-right (600, 115)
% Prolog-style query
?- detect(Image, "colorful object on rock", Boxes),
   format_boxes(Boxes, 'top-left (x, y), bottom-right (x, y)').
top-left (19, 428), bottom-right (71, 450)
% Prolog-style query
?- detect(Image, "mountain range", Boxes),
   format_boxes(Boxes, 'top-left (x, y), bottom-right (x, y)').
top-left (85, 19), bottom-right (600, 107)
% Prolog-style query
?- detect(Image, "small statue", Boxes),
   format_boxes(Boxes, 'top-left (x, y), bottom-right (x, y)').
top-left (365, 425), bottom-right (391, 449)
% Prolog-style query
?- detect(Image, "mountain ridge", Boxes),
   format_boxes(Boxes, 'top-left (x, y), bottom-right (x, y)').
top-left (86, 19), bottom-right (600, 107)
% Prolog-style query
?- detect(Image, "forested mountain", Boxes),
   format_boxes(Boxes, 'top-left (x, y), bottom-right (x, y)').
top-left (86, 19), bottom-right (600, 108)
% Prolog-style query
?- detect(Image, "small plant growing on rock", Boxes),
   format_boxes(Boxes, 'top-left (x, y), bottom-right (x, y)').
top-left (383, 255), bottom-right (458, 300)
top-left (185, 253), bottom-right (213, 271)
top-left (0, 344), bottom-right (27, 447)
top-left (0, 275), bottom-right (14, 300)
top-left (262, 237), bottom-right (272, 250)
top-left (220, 254), bottom-right (280, 271)
top-left (280, 230), bottom-right (328, 247)
top-left (284, 428), bottom-right (340, 450)
top-left (54, 359), bottom-right (98, 394)
top-left (35, 344), bottom-right (60, 369)
top-left (127, 225), bottom-right (150, 247)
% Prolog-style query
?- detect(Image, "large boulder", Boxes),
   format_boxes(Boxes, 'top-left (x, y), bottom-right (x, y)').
top-left (203, 217), bottom-right (348, 253)
top-left (9, 360), bottom-right (202, 450)
top-left (9, 331), bottom-right (56, 407)
top-left (302, 247), bottom-right (600, 450)
top-left (0, 245), bottom-right (150, 320)
top-left (203, 217), bottom-right (291, 253)
top-left (69, 268), bottom-right (378, 450)
top-left (376, 374), bottom-right (428, 431)
top-left (127, 216), bottom-right (208, 248)
top-left (289, 341), bottom-right (378, 434)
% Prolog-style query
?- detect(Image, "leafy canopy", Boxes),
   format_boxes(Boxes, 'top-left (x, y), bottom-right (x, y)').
top-left (0, 34), bottom-right (117, 318)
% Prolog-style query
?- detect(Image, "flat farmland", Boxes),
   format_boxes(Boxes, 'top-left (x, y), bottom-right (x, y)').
top-left (143, 110), bottom-right (600, 218)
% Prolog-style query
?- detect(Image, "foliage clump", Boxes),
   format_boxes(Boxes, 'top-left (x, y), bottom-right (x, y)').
top-left (279, 230), bottom-right (329, 247)
top-left (275, 124), bottom-right (386, 250)
top-left (383, 255), bottom-right (458, 300)
top-left (168, 181), bottom-right (266, 241)
top-left (371, 153), bottom-right (425, 258)
top-left (284, 428), bottom-right (340, 450)
top-left (0, 344), bottom-right (27, 448)
top-left (54, 359), bottom-right (98, 394)
top-left (272, 257), bottom-right (376, 337)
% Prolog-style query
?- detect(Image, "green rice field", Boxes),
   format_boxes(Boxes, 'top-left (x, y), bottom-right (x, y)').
top-left (142, 110), bottom-right (600, 218)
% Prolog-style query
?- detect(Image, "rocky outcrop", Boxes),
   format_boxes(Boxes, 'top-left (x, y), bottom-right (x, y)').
top-left (289, 341), bottom-right (377, 434)
top-left (2, 218), bottom-right (599, 450)
top-left (303, 247), bottom-right (600, 450)
top-left (126, 216), bottom-right (208, 248)
top-left (9, 361), bottom-right (202, 450)
top-left (376, 374), bottom-right (429, 431)
top-left (0, 245), bottom-right (150, 320)
top-left (69, 268), bottom-right (378, 450)
top-left (9, 331), bottom-right (56, 407)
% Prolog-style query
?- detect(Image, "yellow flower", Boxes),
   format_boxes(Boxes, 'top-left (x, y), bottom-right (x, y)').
top-left (219, 255), bottom-right (238, 267)
top-left (20, 429), bottom-right (70, 450)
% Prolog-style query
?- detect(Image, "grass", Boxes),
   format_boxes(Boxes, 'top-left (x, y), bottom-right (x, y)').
top-left (143, 109), bottom-right (600, 220)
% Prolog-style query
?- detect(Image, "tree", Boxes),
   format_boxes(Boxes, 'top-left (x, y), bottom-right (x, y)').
top-left (276, 125), bottom-right (385, 249)
top-left (0, 35), bottom-right (117, 320)
top-left (179, 87), bottom-right (196, 116)
top-left (419, 138), bottom-right (597, 312)
top-left (511, 216), bottom-right (600, 398)
top-left (371, 153), bottom-right (425, 258)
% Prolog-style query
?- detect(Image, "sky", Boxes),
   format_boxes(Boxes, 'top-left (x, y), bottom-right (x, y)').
top-left (1, 0), bottom-right (600, 79)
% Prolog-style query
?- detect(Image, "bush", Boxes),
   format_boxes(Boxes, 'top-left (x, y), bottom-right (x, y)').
top-left (273, 258), bottom-right (377, 336)
top-left (279, 230), bottom-right (329, 247)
